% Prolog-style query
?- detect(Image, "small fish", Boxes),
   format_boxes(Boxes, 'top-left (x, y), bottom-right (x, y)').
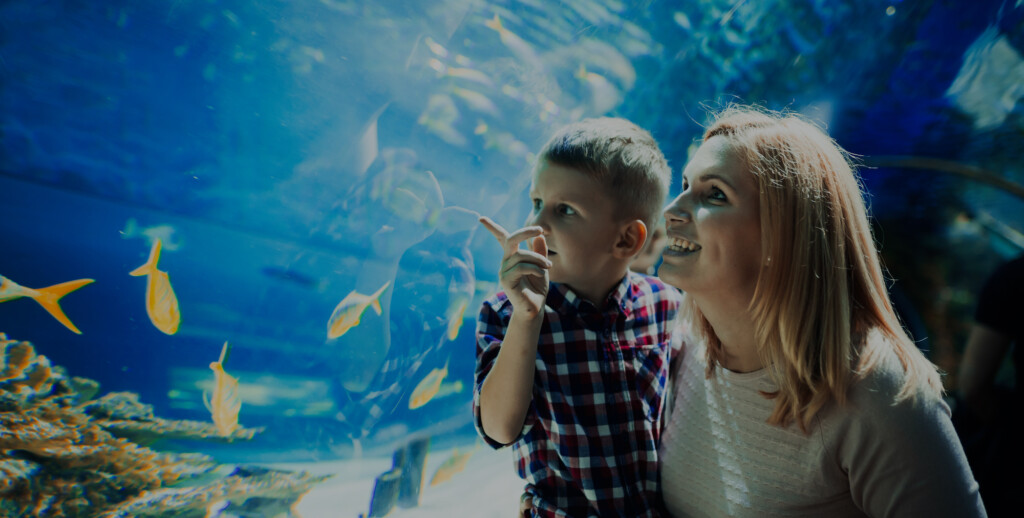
top-left (451, 86), bottom-right (500, 116)
top-left (129, 238), bottom-right (181, 335)
top-left (429, 447), bottom-right (475, 486)
top-left (575, 64), bottom-right (620, 114)
top-left (418, 94), bottom-right (467, 146)
top-left (446, 296), bottom-right (470, 341)
top-left (445, 67), bottom-right (494, 86)
top-left (261, 266), bottom-right (321, 289)
top-left (673, 11), bottom-right (693, 31)
top-left (408, 360), bottom-right (449, 409)
top-left (327, 282), bottom-right (390, 340)
top-left (484, 14), bottom-right (543, 69)
top-left (434, 378), bottom-right (465, 400)
top-left (0, 275), bottom-right (94, 334)
top-left (204, 341), bottom-right (241, 437)
top-left (121, 218), bottom-right (182, 251)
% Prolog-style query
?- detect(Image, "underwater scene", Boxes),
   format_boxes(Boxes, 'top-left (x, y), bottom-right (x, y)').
top-left (1, 0), bottom-right (1023, 516)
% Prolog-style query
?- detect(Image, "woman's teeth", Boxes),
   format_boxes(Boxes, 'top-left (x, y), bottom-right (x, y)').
top-left (669, 237), bottom-right (701, 252)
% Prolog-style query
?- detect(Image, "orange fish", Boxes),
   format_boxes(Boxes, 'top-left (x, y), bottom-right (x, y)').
top-left (326, 282), bottom-right (390, 340)
top-left (408, 360), bottom-right (448, 409)
top-left (429, 447), bottom-right (475, 486)
top-left (0, 275), bottom-right (93, 333)
top-left (203, 341), bottom-right (241, 437)
top-left (129, 238), bottom-right (180, 335)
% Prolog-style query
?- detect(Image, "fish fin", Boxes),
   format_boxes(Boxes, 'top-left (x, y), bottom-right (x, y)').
top-left (129, 239), bottom-right (163, 276)
top-left (370, 299), bottom-right (382, 315)
top-left (485, 13), bottom-right (502, 31)
top-left (218, 341), bottom-right (231, 365)
top-left (203, 390), bottom-right (213, 413)
top-left (32, 278), bottom-right (94, 334)
top-left (121, 217), bottom-right (137, 238)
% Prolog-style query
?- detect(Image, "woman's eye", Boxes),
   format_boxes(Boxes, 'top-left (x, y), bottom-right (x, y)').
top-left (708, 186), bottom-right (727, 202)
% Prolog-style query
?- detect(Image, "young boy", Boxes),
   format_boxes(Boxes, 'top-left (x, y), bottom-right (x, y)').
top-left (474, 118), bottom-right (682, 517)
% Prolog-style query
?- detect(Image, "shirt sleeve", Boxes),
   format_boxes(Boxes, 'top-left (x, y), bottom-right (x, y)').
top-left (974, 256), bottom-right (1024, 340)
top-left (837, 367), bottom-right (987, 517)
top-left (472, 296), bottom-right (537, 449)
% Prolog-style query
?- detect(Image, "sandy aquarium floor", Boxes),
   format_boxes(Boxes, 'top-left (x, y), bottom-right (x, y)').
top-left (264, 446), bottom-right (522, 518)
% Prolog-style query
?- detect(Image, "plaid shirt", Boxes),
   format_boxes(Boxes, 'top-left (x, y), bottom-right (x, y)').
top-left (473, 272), bottom-right (682, 517)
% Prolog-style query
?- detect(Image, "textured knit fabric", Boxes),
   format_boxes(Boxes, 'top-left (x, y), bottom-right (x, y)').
top-left (660, 334), bottom-right (986, 518)
top-left (474, 272), bottom-right (682, 517)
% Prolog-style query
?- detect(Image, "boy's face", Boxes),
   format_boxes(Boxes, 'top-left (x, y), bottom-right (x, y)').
top-left (527, 161), bottom-right (625, 301)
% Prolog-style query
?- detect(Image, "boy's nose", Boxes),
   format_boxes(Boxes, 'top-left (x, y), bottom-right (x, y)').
top-left (525, 211), bottom-right (549, 231)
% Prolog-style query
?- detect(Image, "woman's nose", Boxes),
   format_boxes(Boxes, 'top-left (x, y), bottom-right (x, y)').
top-left (663, 195), bottom-right (691, 224)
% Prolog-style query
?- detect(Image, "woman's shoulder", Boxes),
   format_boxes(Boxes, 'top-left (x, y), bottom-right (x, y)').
top-left (835, 333), bottom-right (950, 430)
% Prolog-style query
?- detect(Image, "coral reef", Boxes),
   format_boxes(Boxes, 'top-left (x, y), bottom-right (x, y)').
top-left (0, 334), bottom-right (328, 517)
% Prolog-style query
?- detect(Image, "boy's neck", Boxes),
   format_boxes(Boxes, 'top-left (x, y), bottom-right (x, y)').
top-left (562, 267), bottom-right (630, 307)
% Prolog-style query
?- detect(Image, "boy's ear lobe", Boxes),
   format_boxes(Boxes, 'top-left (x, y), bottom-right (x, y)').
top-left (615, 220), bottom-right (648, 258)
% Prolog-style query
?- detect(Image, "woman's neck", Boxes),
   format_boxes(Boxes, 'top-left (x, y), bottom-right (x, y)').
top-left (694, 294), bottom-right (763, 373)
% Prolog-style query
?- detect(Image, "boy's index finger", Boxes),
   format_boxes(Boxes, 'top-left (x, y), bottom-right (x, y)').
top-left (505, 226), bottom-right (544, 251)
top-left (479, 216), bottom-right (510, 243)
top-left (479, 217), bottom-right (544, 253)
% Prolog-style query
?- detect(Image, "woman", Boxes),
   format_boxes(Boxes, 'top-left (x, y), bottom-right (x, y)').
top-left (657, 106), bottom-right (986, 517)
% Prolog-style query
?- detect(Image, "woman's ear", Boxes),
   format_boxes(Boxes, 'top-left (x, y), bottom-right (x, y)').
top-left (614, 220), bottom-right (647, 258)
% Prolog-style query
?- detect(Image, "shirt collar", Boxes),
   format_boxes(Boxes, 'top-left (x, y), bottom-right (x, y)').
top-left (549, 273), bottom-right (634, 319)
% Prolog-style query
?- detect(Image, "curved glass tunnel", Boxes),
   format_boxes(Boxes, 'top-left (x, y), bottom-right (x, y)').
top-left (1, 0), bottom-right (1022, 516)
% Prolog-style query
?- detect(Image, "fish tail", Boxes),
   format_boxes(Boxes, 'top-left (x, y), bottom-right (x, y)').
top-left (486, 13), bottom-right (503, 31)
top-left (369, 281), bottom-right (390, 315)
top-left (32, 278), bottom-right (94, 334)
top-left (129, 238), bottom-right (163, 276)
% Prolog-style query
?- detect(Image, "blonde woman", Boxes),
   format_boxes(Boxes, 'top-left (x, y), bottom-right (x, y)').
top-left (657, 106), bottom-right (986, 517)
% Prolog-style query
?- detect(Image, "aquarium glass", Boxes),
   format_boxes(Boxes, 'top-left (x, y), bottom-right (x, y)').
top-left (1, 0), bottom-right (1022, 516)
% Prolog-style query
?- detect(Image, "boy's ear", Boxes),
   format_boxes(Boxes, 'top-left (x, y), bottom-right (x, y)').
top-left (614, 219), bottom-right (648, 259)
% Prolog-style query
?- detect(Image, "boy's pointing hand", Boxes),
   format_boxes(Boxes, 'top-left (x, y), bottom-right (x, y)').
top-left (480, 216), bottom-right (550, 317)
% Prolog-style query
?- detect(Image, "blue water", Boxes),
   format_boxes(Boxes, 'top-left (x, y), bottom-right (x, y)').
top-left (2, 0), bottom-right (1023, 514)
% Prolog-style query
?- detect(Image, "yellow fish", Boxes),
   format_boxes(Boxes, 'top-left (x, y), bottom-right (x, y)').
top-left (129, 238), bottom-right (180, 335)
top-left (429, 447), bottom-right (475, 486)
top-left (484, 14), bottom-right (542, 69)
top-left (0, 275), bottom-right (94, 334)
top-left (446, 296), bottom-right (470, 341)
top-left (408, 360), bottom-right (448, 409)
top-left (203, 341), bottom-right (241, 437)
top-left (326, 281), bottom-right (390, 340)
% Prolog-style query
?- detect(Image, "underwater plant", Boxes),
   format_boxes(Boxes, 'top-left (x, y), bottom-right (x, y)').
top-left (0, 333), bottom-right (329, 518)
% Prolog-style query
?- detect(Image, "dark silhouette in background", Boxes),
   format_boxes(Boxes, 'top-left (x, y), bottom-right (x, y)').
top-left (955, 254), bottom-right (1024, 517)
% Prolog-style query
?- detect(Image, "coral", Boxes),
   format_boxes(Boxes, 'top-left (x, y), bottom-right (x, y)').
top-left (83, 392), bottom-right (262, 446)
top-left (0, 334), bottom-right (326, 518)
top-left (99, 466), bottom-right (332, 518)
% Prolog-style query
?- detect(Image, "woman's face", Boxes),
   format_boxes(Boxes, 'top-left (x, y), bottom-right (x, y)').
top-left (659, 136), bottom-right (763, 303)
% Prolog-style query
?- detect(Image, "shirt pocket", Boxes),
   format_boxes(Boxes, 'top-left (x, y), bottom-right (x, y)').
top-left (627, 340), bottom-right (669, 423)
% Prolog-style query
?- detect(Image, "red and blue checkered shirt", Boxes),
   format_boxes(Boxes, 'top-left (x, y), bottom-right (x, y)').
top-left (473, 272), bottom-right (682, 517)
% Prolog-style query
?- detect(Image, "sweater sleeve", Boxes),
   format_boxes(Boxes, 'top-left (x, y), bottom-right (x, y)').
top-left (836, 366), bottom-right (986, 517)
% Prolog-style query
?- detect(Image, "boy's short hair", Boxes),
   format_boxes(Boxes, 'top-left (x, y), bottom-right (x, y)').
top-left (538, 117), bottom-right (671, 227)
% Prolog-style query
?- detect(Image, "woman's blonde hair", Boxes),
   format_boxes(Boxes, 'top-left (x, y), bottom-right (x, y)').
top-left (684, 105), bottom-right (943, 432)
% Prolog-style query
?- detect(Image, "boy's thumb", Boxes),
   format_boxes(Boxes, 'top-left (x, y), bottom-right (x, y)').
top-left (531, 234), bottom-right (548, 258)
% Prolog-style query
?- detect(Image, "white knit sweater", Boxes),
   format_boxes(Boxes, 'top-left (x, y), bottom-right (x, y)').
top-left (659, 339), bottom-right (986, 518)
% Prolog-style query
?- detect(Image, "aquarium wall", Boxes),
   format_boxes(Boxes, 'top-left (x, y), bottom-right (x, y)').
top-left (2, 0), bottom-right (1022, 516)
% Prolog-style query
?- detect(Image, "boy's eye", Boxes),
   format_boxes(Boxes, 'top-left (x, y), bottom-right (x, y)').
top-left (532, 199), bottom-right (542, 212)
top-left (557, 204), bottom-right (577, 216)
top-left (682, 180), bottom-right (689, 191)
